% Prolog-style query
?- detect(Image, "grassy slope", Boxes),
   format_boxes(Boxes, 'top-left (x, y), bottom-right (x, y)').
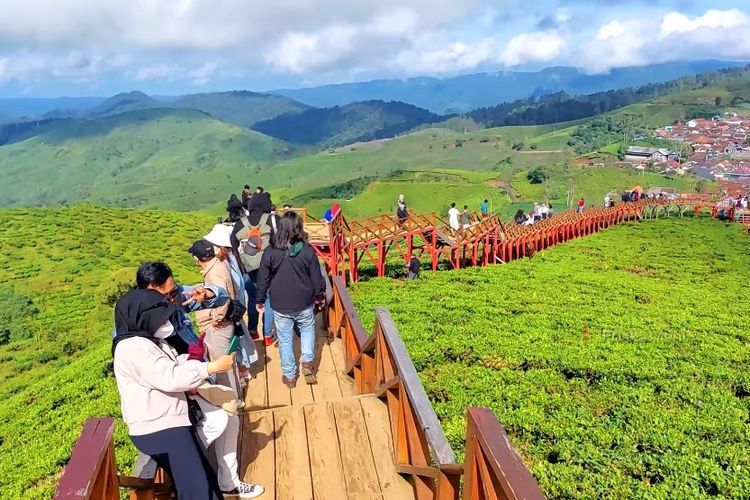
top-left (174, 91), bottom-right (310, 128)
top-left (0, 108), bottom-right (294, 209)
top-left (297, 165), bottom-right (701, 221)
top-left (0, 205), bottom-right (213, 498)
top-left (351, 218), bottom-right (750, 498)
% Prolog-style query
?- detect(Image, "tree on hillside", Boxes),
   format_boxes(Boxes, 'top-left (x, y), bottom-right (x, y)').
top-left (715, 96), bottom-right (722, 106)
top-left (527, 166), bottom-right (549, 184)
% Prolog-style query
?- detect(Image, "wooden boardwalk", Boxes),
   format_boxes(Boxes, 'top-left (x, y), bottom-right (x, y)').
top-left (238, 333), bottom-right (414, 499)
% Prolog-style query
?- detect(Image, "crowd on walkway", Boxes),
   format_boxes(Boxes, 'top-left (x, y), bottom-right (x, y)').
top-left (111, 186), bottom-right (329, 499)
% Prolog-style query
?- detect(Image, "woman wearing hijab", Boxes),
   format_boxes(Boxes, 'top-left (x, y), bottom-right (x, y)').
top-left (112, 288), bottom-right (264, 499)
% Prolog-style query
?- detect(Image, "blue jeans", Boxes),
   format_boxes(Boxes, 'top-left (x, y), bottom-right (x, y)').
top-left (274, 306), bottom-right (315, 379)
top-left (244, 272), bottom-right (275, 337)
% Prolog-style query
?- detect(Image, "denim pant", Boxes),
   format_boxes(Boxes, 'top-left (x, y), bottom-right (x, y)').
top-left (244, 271), bottom-right (275, 336)
top-left (274, 306), bottom-right (316, 379)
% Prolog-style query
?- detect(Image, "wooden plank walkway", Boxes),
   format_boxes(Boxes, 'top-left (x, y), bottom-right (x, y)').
top-left (238, 332), bottom-right (412, 500)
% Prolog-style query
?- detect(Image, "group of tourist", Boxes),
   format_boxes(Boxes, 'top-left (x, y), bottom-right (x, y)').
top-left (445, 199), bottom-right (491, 231)
top-left (513, 202), bottom-right (555, 226)
top-left (111, 187), bottom-right (328, 499)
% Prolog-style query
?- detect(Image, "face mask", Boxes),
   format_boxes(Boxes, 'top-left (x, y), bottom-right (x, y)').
top-left (154, 320), bottom-right (175, 339)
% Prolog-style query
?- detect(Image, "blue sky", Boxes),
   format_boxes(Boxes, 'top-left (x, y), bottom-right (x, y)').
top-left (0, 0), bottom-right (749, 97)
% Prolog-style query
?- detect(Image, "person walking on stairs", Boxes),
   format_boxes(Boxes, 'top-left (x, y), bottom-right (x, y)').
top-left (255, 211), bottom-right (326, 388)
top-left (448, 202), bottom-right (460, 232)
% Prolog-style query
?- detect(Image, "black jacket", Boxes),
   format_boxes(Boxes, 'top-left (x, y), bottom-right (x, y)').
top-left (255, 243), bottom-right (325, 314)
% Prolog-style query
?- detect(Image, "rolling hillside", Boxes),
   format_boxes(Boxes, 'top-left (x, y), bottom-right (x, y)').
top-left (0, 108), bottom-right (295, 209)
top-left (173, 90), bottom-right (310, 127)
top-left (251, 100), bottom-right (443, 147)
top-left (0, 205), bottom-right (213, 499)
top-left (2, 206), bottom-right (748, 498)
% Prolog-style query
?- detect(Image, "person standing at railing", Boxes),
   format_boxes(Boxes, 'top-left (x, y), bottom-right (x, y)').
top-left (256, 211), bottom-right (326, 388)
top-left (577, 197), bottom-right (586, 213)
top-left (460, 205), bottom-right (471, 230)
top-left (480, 199), bottom-right (489, 219)
top-left (396, 194), bottom-right (409, 225)
top-left (112, 288), bottom-right (248, 500)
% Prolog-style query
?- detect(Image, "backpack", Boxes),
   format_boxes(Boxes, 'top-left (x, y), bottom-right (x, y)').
top-left (236, 214), bottom-right (272, 271)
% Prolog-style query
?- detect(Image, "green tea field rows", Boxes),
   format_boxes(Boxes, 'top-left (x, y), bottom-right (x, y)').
top-left (351, 218), bottom-right (750, 498)
top-left (0, 205), bottom-right (214, 498)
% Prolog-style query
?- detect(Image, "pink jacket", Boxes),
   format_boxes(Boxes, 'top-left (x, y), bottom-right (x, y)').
top-left (114, 337), bottom-right (209, 436)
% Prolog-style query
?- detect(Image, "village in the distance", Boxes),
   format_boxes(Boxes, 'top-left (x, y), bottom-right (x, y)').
top-left (612, 114), bottom-right (750, 197)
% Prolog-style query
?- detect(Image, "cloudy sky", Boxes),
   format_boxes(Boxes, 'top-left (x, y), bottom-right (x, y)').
top-left (1, 0), bottom-right (749, 97)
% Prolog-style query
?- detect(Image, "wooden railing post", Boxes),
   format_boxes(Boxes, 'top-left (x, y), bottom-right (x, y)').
top-left (462, 408), bottom-right (544, 500)
top-left (54, 418), bottom-right (119, 500)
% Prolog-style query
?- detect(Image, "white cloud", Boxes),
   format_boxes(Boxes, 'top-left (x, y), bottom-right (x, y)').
top-left (500, 31), bottom-right (566, 66)
top-left (659, 9), bottom-right (750, 38)
top-left (394, 38), bottom-right (500, 74)
top-left (134, 64), bottom-right (177, 82)
top-left (583, 8), bottom-right (750, 74)
top-left (596, 20), bottom-right (624, 41)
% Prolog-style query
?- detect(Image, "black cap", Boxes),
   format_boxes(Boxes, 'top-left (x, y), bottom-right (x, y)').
top-left (188, 239), bottom-right (215, 260)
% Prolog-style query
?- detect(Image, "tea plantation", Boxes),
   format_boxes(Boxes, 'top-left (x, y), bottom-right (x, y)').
top-left (352, 218), bottom-right (750, 498)
top-left (1, 205), bottom-right (749, 499)
top-left (0, 205), bottom-right (214, 498)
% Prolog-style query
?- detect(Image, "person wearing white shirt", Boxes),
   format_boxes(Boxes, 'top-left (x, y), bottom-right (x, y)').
top-left (448, 202), bottom-right (460, 231)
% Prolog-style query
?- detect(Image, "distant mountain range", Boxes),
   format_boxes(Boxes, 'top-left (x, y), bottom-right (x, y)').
top-left (270, 60), bottom-right (747, 114)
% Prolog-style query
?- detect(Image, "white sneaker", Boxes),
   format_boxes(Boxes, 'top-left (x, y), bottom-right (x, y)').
top-left (235, 482), bottom-right (264, 498)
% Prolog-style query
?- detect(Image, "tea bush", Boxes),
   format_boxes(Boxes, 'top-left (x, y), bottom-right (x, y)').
top-left (352, 218), bottom-right (750, 499)
top-left (0, 205), bottom-right (214, 498)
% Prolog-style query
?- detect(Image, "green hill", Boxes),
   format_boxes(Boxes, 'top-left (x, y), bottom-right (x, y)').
top-left (0, 205), bottom-right (214, 498)
top-left (251, 100), bottom-right (443, 147)
top-left (0, 108), bottom-right (295, 209)
top-left (351, 217), bottom-right (750, 498)
top-left (173, 90), bottom-right (310, 127)
top-left (85, 91), bottom-right (161, 117)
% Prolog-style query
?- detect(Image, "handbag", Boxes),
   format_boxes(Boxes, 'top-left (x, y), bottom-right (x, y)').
top-left (186, 396), bottom-right (205, 426)
top-left (224, 299), bottom-right (247, 324)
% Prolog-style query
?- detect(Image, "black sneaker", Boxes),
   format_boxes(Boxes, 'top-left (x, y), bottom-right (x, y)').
top-left (223, 481), bottom-right (264, 498)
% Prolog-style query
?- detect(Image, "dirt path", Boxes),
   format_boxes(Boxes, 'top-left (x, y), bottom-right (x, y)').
top-left (487, 179), bottom-right (520, 201)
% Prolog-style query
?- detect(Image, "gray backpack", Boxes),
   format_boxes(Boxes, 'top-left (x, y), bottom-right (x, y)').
top-left (236, 214), bottom-right (272, 271)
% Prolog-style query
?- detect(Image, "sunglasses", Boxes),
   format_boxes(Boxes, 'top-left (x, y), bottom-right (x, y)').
top-left (163, 287), bottom-right (181, 304)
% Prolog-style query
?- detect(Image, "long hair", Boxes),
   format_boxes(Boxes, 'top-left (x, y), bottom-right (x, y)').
top-left (273, 211), bottom-right (305, 250)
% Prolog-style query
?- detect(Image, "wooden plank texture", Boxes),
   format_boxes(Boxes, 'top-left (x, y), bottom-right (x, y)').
top-left (314, 341), bottom-right (345, 402)
top-left (333, 399), bottom-right (382, 500)
top-left (240, 411), bottom-right (276, 500)
top-left (360, 396), bottom-right (414, 500)
top-left (274, 406), bottom-right (314, 500)
top-left (245, 341), bottom-right (269, 412)
top-left (304, 404), bottom-right (348, 500)
top-left (329, 337), bottom-right (358, 397)
top-left (266, 343), bottom-right (292, 408)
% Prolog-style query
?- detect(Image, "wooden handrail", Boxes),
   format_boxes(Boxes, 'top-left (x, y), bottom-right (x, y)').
top-left (54, 418), bottom-right (119, 500)
top-left (375, 308), bottom-right (456, 466)
top-left (327, 270), bottom-right (545, 500)
top-left (464, 408), bottom-right (544, 500)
